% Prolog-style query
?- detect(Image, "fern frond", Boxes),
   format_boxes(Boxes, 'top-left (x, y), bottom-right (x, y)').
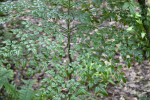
top-left (18, 80), bottom-right (35, 100)
top-left (0, 68), bottom-right (13, 89)
top-left (4, 82), bottom-right (18, 99)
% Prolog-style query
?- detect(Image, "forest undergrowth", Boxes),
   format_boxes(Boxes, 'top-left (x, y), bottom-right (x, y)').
top-left (0, 0), bottom-right (150, 100)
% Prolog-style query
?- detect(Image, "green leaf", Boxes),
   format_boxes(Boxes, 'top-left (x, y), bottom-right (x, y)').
top-left (128, 62), bottom-right (131, 68)
top-left (146, 51), bottom-right (150, 58)
top-left (127, 26), bottom-right (133, 32)
top-left (95, 87), bottom-right (100, 94)
top-left (100, 88), bottom-right (108, 96)
top-left (122, 77), bottom-right (126, 83)
top-left (122, 2), bottom-right (130, 10)
top-left (71, 95), bottom-right (79, 100)
top-left (129, 5), bottom-right (136, 15)
top-left (108, 79), bottom-right (115, 85)
top-left (21, 59), bottom-right (27, 68)
top-left (89, 82), bottom-right (94, 88)
top-left (141, 32), bottom-right (146, 39)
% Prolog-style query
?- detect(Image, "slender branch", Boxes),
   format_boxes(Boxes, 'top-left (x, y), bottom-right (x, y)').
top-left (67, 0), bottom-right (72, 80)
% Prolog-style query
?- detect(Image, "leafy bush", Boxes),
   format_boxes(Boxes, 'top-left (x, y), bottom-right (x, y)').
top-left (0, 0), bottom-right (149, 99)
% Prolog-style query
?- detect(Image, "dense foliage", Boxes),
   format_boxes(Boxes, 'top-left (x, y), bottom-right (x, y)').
top-left (0, 0), bottom-right (150, 99)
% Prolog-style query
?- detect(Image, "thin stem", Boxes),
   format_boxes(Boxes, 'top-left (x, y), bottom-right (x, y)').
top-left (67, 0), bottom-right (72, 99)
top-left (67, 0), bottom-right (72, 79)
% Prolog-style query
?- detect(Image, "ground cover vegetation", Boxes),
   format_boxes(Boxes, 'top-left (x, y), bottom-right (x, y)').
top-left (0, 0), bottom-right (150, 99)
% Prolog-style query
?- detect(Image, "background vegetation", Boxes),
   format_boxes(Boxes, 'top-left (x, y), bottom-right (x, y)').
top-left (0, 0), bottom-right (150, 99)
